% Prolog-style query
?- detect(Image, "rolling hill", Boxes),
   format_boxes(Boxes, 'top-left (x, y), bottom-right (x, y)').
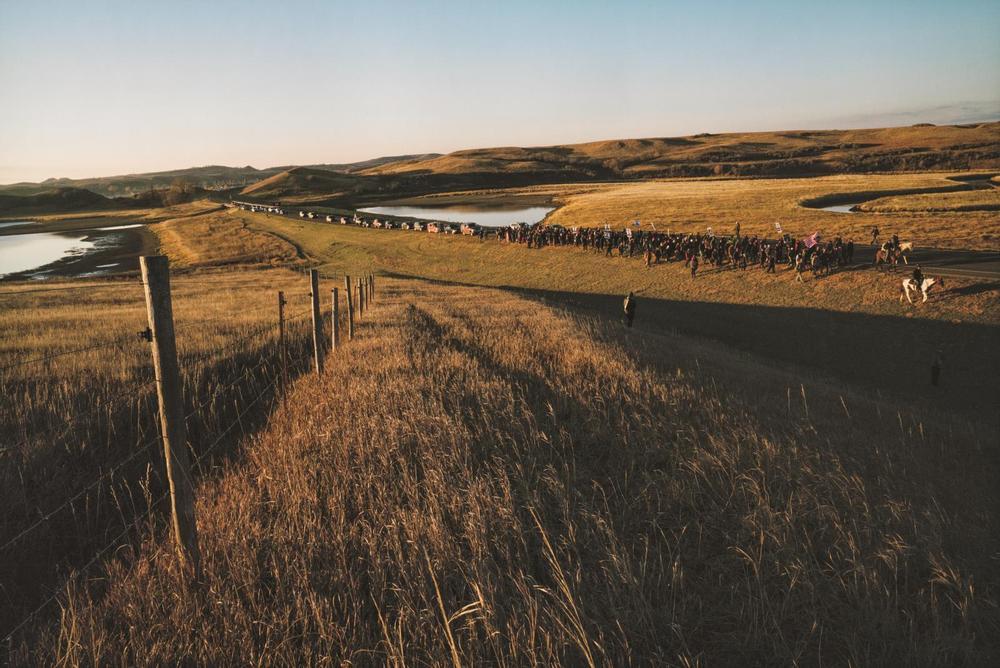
top-left (239, 166), bottom-right (360, 201)
top-left (235, 122), bottom-right (1000, 203)
top-left (364, 122), bottom-right (1000, 180)
top-left (1, 155), bottom-right (443, 198)
top-left (0, 187), bottom-right (115, 215)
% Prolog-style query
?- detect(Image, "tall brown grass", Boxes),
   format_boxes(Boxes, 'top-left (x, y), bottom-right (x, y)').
top-left (0, 268), bottom-right (337, 641)
top-left (11, 278), bottom-right (995, 665)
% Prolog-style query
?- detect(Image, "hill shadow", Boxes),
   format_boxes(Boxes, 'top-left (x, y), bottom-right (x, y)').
top-left (383, 271), bottom-right (999, 417)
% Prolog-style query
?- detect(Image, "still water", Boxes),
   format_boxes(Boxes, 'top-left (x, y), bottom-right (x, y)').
top-left (359, 204), bottom-right (553, 227)
top-left (0, 230), bottom-right (98, 277)
top-left (0, 224), bottom-right (145, 279)
top-left (820, 203), bottom-right (858, 214)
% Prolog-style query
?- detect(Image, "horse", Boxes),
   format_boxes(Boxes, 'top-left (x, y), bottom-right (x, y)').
top-left (900, 276), bottom-right (945, 304)
top-left (898, 241), bottom-right (913, 265)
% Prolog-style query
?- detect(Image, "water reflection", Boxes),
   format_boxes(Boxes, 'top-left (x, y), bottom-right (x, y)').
top-left (359, 204), bottom-right (553, 227)
top-left (0, 231), bottom-right (97, 277)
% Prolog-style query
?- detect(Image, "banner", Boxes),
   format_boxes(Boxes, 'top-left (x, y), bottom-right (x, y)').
top-left (774, 222), bottom-right (783, 234)
top-left (803, 231), bottom-right (821, 248)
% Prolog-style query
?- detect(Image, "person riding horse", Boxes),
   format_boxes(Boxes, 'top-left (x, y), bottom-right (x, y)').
top-left (912, 264), bottom-right (924, 287)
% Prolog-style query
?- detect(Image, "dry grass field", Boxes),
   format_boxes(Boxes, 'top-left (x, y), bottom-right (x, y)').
top-left (858, 188), bottom-right (1000, 213)
top-left (362, 123), bottom-right (1000, 178)
top-left (0, 268), bottom-right (337, 642)
top-left (151, 208), bottom-right (305, 268)
top-left (3, 187), bottom-right (997, 663)
top-left (12, 279), bottom-right (996, 665)
top-left (394, 172), bottom-right (1000, 249)
top-left (235, 209), bottom-right (1000, 407)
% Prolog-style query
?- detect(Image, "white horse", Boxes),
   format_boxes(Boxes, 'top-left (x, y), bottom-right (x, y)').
top-left (900, 276), bottom-right (945, 304)
top-left (898, 241), bottom-right (913, 264)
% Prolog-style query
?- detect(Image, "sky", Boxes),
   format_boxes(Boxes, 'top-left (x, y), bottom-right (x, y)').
top-left (1, 0), bottom-right (998, 183)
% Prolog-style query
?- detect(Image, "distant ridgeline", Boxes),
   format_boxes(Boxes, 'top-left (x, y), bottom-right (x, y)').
top-left (2, 123), bottom-right (998, 208)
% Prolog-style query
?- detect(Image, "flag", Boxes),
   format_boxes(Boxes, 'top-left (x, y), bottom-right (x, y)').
top-left (774, 222), bottom-right (783, 234)
top-left (803, 231), bottom-right (821, 248)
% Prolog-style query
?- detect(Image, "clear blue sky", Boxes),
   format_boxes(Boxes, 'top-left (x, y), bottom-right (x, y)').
top-left (1, 0), bottom-right (997, 183)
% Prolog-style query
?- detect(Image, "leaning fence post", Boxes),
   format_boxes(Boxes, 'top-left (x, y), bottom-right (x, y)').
top-left (332, 287), bottom-right (339, 352)
top-left (345, 275), bottom-right (354, 340)
top-left (309, 269), bottom-right (323, 374)
top-left (140, 255), bottom-right (201, 579)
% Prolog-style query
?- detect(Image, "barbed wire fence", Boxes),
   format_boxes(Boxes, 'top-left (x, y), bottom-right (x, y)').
top-left (0, 260), bottom-right (378, 650)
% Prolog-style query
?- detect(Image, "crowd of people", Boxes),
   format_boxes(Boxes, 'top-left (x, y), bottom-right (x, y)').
top-left (489, 222), bottom-right (858, 280)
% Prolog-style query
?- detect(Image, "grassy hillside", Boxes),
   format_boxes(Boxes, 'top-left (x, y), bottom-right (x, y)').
top-left (224, 123), bottom-right (1000, 204)
top-left (148, 209), bottom-right (1000, 422)
top-left (0, 187), bottom-right (114, 215)
top-left (857, 187), bottom-right (1000, 213)
top-left (0, 268), bottom-right (326, 646)
top-left (151, 208), bottom-right (305, 268)
top-left (239, 166), bottom-right (360, 201)
top-left (365, 123), bottom-right (1000, 180)
top-left (0, 156), bottom-right (443, 198)
top-left (382, 172), bottom-right (1000, 249)
top-left (529, 172), bottom-right (1000, 249)
top-left (15, 278), bottom-right (997, 665)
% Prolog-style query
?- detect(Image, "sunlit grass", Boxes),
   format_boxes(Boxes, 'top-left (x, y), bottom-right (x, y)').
top-left (16, 278), bottom-right (996, 665)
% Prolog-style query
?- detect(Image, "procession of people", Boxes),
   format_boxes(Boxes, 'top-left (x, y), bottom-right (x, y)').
top-left (490, 221), bottom-right (860, 281)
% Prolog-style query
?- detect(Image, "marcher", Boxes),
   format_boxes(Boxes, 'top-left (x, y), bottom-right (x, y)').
top-left (623, 291), bottom-right (636, 327)
top-left (870, 226), bottom-right (880, 246)
top-left (690, 255), bottom-right (699, 278)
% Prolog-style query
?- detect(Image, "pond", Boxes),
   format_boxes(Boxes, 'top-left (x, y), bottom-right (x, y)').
top-left (820, 203), bottom-right (859, 214)
top-left (359, 204), bottom-right (553, 227)
top-left (0, 224), bottom-right (153, 280)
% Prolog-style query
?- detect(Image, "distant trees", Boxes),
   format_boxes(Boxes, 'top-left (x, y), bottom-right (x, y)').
top-left (163, 178), bottom-right (193, 205)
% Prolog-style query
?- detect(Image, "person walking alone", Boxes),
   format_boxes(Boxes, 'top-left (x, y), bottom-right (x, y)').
top-left (623, 291), bottom-right (636, 328)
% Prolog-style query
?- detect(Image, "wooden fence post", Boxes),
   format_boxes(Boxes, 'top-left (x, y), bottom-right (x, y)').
top-left (140, 255), bottom-right (201, 578)
top-left (309, 269), bottom-right (323, 374)
top-left (370, 274), bottom-right (375, 301)
top-left (332, 287), bottom-right (339, 352)
top-left (358, 279), bottom-right (364, 319)
top-left (345, 275), bottom-right (354, 340)
top-left (278, 290), bottom-right (288, 404)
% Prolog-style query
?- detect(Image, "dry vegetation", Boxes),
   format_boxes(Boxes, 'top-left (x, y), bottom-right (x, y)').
top-left (0, 268), bottom-right (337, 642)
top-left (13, 279), bottom-right (997, 665)
top-left (236, 208), bottom-right (999, 417)
top-left (151, 209), bottom-right (305, 268)
top-left (362, 123), bottom-right (1000, 179)
top-left (417, 172), bottom-right (1000, 249)
top-left (857, 188), bottom-right (1000, 213)
top-left (3, 181), bottom-right (997, 663)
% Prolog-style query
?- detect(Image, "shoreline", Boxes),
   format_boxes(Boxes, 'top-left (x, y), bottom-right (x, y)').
top-left (0, 225), bottom-right (158, 282)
